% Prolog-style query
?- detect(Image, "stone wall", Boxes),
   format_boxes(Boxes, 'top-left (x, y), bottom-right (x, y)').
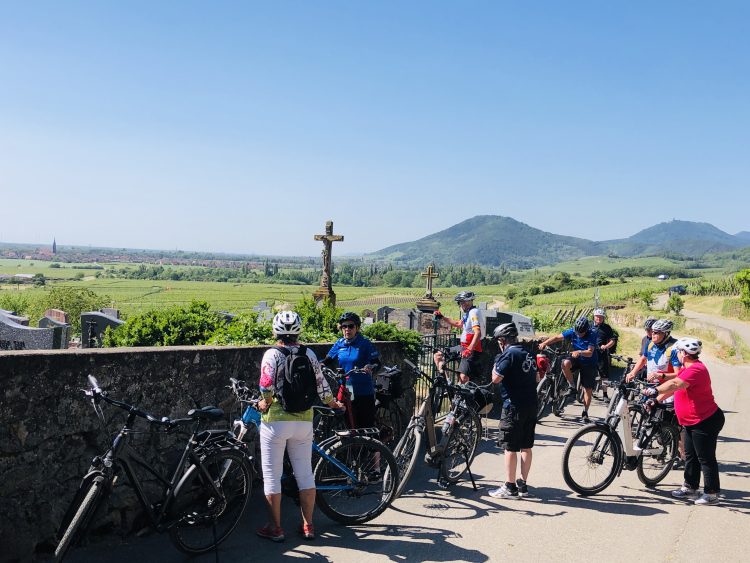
top-left (0, 342), bottom-right (404, 561)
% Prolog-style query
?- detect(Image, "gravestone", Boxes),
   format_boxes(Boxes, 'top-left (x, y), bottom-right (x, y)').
top-left (0, 309), bottom-right (30, 326)
top-left (43, 309), bottom-right (70, 324)
top-left (484, 310), bottom-right (535, 339)
top-left (101, 307), bottom-right (120, 319)
top-left (376, 306), bottom-right (395, 323)
top-left (38, 316), bottom-right (72, 349)
top-left (0, 312), bottom-right (55, 350)
top-left (80, 311), bottom-right (125, 348)
top-left (218, 311), bottom-right (236, 323)
top-left (252, 301), bottom-right (273, 322)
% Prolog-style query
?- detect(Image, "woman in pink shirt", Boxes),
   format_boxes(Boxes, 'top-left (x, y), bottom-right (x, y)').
top-left (642, 337), bottom-right (724, 505)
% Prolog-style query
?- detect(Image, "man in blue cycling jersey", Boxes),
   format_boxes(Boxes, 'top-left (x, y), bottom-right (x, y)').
top-left (539, 317), bottom-right (598, 423)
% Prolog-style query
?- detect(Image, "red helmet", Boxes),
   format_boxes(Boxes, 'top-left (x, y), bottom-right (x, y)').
top-left (536, 354), bottom-right (550, 377)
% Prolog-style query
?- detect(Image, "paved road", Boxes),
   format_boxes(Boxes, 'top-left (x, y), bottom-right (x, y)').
top-left (66, 353), bottom-right (750, 562)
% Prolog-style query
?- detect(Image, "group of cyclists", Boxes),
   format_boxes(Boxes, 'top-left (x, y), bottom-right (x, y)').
top-left (253, 292), bottom-right (726, 543)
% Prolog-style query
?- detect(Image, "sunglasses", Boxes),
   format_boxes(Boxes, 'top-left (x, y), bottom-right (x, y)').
top-left (341, 324), bottom-right (356, 329)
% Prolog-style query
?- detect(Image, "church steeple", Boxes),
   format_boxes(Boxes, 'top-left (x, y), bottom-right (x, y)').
top-left (52, 238), bottom-right (57, 254)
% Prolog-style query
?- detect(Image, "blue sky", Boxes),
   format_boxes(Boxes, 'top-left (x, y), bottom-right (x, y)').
top-left (1, 1), bottom-right (748, 256)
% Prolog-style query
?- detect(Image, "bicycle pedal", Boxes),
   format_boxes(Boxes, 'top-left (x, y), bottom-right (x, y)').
top-left (437, 479), bottom-right (451, 490)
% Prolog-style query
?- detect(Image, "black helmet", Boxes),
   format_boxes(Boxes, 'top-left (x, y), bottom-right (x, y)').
top-left (644, 317), bottom-right (657, 330)
top-left (493, 322), bottom-right (518, 339)
top-left (574, 317), bottom-right (590, 333)
top-left (454, 291), bottom-right (476, 303)
top-left (338, 311), bottom-right (361, 327)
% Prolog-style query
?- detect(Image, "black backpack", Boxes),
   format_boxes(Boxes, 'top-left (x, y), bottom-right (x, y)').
top-left (273, 345), bottom-right (318, 413)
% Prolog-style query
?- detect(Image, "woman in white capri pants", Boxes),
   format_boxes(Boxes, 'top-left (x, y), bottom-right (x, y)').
top-left (256, 311), bottom-right (344, 542)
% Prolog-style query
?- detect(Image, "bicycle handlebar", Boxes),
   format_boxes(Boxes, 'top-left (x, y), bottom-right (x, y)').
top-left (85, 374), bottom-right (192, 428)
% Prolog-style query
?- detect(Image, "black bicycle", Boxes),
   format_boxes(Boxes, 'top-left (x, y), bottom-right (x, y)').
top-left (392, 359), bottom-right (484, 497)
top-left (55, 376), bottom-right (252, 560)
top-left (535, 347), bottom-right (575, 420)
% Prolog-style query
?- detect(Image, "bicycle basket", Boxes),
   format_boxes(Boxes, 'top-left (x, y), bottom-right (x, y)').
top-left (374, 369), bottom-right (403, 398)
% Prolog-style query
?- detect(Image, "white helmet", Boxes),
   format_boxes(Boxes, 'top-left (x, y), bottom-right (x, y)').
top-left (651, 319), bottom-right (673, 335)
top-left (676, 337), bottom-right (702, 356)
top-left (593, 308), bottom-right (606, 318)
top-left (272, 311), bottom-right (302, 336)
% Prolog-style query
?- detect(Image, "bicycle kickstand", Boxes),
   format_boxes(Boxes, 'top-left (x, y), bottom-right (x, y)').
top-left (462, 444), bottom-right (478, 491)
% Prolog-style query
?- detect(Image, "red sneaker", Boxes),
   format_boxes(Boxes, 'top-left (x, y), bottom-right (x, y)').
top-left (256, 524), bottom-right (285, 542)
top-left (299, 523), bottom-right (315, 540)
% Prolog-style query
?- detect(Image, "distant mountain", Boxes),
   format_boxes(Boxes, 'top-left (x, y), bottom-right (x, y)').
top-left (604, 220), bottom-right (747, 257)
top-left (368, 216), bottom-right (748, 267)
top-left (735, 231), bottom-right (750, 242)
top-left (368, 215), bottom-right (602, 268)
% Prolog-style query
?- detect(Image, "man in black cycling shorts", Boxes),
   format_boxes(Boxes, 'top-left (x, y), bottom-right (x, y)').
top-left (433, 291), bottom-right (483, 383)
top-left (539, 317), bottom-right (597, 423)
top-left (488, 322), bottom-right (538, 500)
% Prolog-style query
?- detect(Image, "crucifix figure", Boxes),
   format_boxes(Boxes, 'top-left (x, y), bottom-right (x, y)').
top-left (314, 220), bottom-right (344, 291)
top-left (421, 263), bottom-right (439, 298)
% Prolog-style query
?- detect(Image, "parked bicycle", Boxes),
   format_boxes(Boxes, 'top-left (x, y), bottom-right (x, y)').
top-left (316, 365), bottom-right (406, 448)
top-left (228, 378), bottom-right (399, 524)
top-left (561, 379), bottom-right (680, 495)
top-left (55, 376), bottom-right (252, 561)
top-left (535, 347), bottom-right (576, 420)
top-left (392, 359), bottom-right (485, 497)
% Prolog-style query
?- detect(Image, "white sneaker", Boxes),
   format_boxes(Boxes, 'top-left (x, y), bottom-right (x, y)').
top-left (694, 493), bottom-right (720, 506)
top-left (671, 485), bottom-right (699, 500)
top-left (488, 483), bottom-right (520, 499)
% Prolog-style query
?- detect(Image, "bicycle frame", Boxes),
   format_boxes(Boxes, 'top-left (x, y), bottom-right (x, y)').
top-left (102, 417), bottom-right (232, 532)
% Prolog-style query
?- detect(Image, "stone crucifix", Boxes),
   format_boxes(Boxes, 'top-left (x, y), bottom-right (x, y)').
top-left (421, 263), bottom-right (438, 298)
top-left (314, 220), bottom-right (344, 292)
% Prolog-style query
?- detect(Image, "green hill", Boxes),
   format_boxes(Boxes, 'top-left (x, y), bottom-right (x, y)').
top-left (369, 215), bottom-right (602, 268)
top-left (604, 220), bottom-right (746, 256)
top-left (369, 216), bottom-right (748, 268)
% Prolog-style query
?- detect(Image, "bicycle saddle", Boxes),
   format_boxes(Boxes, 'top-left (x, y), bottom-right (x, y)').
top-left (187, 406), bottom-right (224, 421)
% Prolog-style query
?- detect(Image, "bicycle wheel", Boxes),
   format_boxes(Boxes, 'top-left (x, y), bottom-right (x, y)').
top-left (55, 474), bottom-right (107, 561)
top-left (392, 423), bottom-right (422, 498)
top-left (562, 425), bottom-right (621, 496)
top-left (375, 399), bottom-right (403, 448)
top-left (439, 409), bottom-right (482, 484)
top-left (169, 449), bottom-right (252, 554)
top-left (636, 424), bottom-right (679, 487)
top-left (536, 378), bottom-right (553, 420)
top-left (314, 435), bottom-right (398, 525)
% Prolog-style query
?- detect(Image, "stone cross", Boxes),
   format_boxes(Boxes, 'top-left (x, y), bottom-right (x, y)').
top-left (314, 220), bottom-right (344, 290)
top-left (421, 263), bottom-right (439, 298)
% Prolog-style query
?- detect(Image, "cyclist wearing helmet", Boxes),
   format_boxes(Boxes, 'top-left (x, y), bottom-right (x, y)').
top-left (489, 322), bottom-right (538, 500)
top-left (592, 308), bottom-right (617, 398)
top-left (433, 290), bottom-right (483, 383)
top-left (642, 337), bottom-right (724, 505)
top-left (322, 312), bottom-right (382, 428)
top-left (257, 311), bottom-right (344, 542)
top-left (640, 317), bottom-right (658, 357)
top-left (626, 318), bottom-right (680, 383)
top-left (539, 316), bottom-right (598, 423)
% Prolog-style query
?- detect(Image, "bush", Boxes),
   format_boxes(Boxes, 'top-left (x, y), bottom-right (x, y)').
top-left (103, 301), bottom-right (226, 346)
top-left (209, 313), bottom-right (274, 345)
top-left (29, 286), bottom-right (111, 334)
top-left (362, 321), bottom-right (422, 362)
top-left (666, 294), bottom-right (685, 315)
top-left (295, 295), bottom-right (342, 342)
